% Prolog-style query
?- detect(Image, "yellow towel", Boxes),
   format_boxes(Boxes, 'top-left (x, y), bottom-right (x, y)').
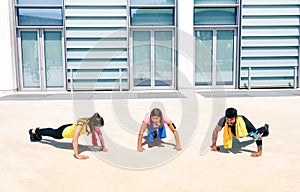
top-left (223, 116), bottom-right (248, 149)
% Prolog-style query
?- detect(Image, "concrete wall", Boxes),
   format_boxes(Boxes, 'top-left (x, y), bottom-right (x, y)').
top-left (0, 0), bottom-right (16, 91)
top-left (177, 0), bottom-right (194, 89)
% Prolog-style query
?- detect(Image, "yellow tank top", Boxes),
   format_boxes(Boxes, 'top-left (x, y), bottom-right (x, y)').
top-left (62, 118), bottom-right (89, 138)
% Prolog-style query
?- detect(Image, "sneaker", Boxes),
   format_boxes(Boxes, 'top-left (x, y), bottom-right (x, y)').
top-left (264, 124), bottom-right (269, 131)
top-left (35, 128), bottom-right (42, 141)
top-left (263, 124), bottom-right (269, 136)
top-left (28, 128), bottom-right (42, 142)
top-left (248, 132), bottom-right (259, 140)
top-left (35, 133), bottom-right (42, 141)
top-left (29, 129), bottom-right (37, 142)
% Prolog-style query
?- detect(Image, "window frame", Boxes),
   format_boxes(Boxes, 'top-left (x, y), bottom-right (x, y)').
top-left (130, 7), bottom-right (175, 26)
top-left (128, 0), bottom-right (177, 90)
top-left (15, 1), bottom-right (64, 28)
top-left (193, 0), bottom-right (240, 89)
top-left (129, 28), bottom-right (176, 90)
top-left (17, 7), bottom-right (63, 27)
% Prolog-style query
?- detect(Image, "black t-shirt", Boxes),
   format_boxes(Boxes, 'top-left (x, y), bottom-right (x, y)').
top-left (217, 115), bottom-right (257, 136)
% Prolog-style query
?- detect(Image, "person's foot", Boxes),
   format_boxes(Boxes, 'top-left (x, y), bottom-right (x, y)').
top-left (251, 146), bottom-right (262, 157)
top-left (29, 129), bottom-right (37, 142)
top-left (29, 128), bottom-right (42, 142)
top-left (264, 124), bottom-right (269, 136)
top-left (34, 128), bottom-right (42, 141)
top-left (264, 124), bottom-right (269, 130)
top-left (251, 151), bottom-right (262, 157)
top-left (35, 134), bottom-right (42, 141)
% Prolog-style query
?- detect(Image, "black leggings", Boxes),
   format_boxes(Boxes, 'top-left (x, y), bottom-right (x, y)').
top-left (35, 124), bottom-right (72, 139)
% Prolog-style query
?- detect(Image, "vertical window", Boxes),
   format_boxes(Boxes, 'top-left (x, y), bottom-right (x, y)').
top-left (155, 31), bottom-right (173, 86)
top-left (194, 0), bottom-right (239, 87)
top-left (44, 31), bottom-right (64, 88)
top-left (130, 0), bottom-right (176, 89)
top-left (195, 31), bottom-right (213, 85)
top-left (216, 30), bottom-right (234, 85)
top-left (133, 31), bottom-right (151, 86)
top-left (21, 31), bottom-right (40, 88)
top-left (16, 0), bottom-right (65, 90)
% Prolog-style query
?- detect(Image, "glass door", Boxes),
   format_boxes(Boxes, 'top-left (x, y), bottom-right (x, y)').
top-left (154, 31), bottom-right (173, 86)
top-left (131, 29), bottom-right (175, 89)
top-left (195, 30), bottom-right (213, 86)
top-left (44, 31), bottom-right (64, 88)
top-left (195, 29), bottom-right (236, 87)
top-left (19, 30), bottom-right (40, 89)
top-left (132, 31), bottom-right (151, 87)
top-left (18, 29), bottom-right (65, 90)
top-left (216, 30), bottom-right (235, 86)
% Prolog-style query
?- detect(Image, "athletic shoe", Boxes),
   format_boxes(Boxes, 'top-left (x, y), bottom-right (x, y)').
top-left (248, 131), bottom-right (259, 140)
top-left (29, 129), bottom-right (37, 142)
top-left (263, 124), bottom-right (269, 136)
top-left (264, 124), bottom-right (269, 131)
top-left (28, 128), bottom-right (42, 142)
top-left (34, 128), bottom-right (42, 141)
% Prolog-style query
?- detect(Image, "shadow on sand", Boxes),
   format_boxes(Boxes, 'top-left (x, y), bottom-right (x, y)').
top-left (216, 137), bottom-right (256, 154)
top-left (38, 139), bottom-right (100, 153)
top-left (141, 136), bottom-right (176, 149)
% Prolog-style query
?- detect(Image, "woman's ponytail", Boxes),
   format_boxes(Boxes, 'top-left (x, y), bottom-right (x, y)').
top-left (88, 112), bottom-right (104, 134)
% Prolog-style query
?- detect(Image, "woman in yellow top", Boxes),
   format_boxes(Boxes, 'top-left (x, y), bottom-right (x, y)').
top-left (28, 112), bottom-right (107, 160)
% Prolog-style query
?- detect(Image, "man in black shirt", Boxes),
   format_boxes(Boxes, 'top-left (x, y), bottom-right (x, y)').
top-left (211, 107), bottom-right (269, 157)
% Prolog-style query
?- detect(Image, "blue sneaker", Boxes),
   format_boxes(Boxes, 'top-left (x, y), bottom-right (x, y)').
top-left (248, 131), bottom-right (259, 140)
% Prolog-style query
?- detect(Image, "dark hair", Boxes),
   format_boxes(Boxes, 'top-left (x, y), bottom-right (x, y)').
top-left (88, 112), bottom-right (104, 134)
top-left (225, 108), bottom-right (237, 118)
top-left (150, 108), bottom-right (164, 127)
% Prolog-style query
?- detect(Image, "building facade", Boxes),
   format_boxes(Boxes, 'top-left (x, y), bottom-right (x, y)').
top-left (0, 0), bottom-right (299, 92)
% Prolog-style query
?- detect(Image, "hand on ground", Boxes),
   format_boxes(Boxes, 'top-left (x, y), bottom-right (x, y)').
top-left (137, 147), bottom-right (145, 152)
top-left (175, 145), bottom-right (182, 151)
top-left (211, 145), bottom-right (220, 151)
top-left (76, 155), bottom-right (89, 160)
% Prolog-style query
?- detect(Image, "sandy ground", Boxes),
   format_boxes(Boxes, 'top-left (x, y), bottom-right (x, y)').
top-left (0, 93), bottom-right (299, 192)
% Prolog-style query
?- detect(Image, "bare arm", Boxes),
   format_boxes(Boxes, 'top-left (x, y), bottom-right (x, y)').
top-left (211, 124), bottom-right (222, 151)
top-left (173, 130), bottom-right (181, 151)
top-left (72, 125), bottom-right (89, 159)
top-left (137, 122), bottom-right (148, 152)
top-left (97, 133), bottom-right (108, 152)
top-left (167, 121), bottom-right (181, 151)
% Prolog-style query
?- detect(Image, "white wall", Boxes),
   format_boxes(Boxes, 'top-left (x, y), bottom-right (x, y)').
top-left (0, 0), bottom-right (16, 91)
top-left (177, 0), bottom-right (194, 89)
